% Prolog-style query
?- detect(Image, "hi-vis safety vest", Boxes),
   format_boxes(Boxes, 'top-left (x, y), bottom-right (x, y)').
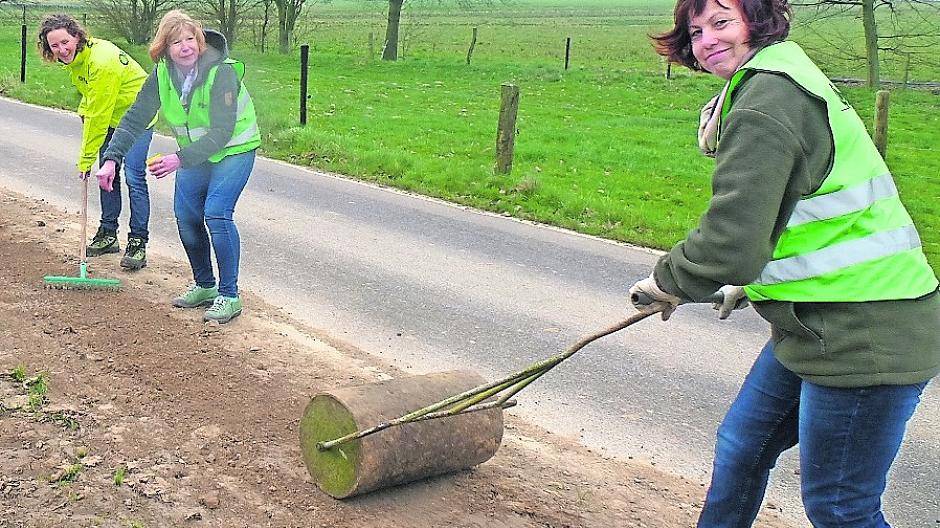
top-left (718, 41), bottom-right (937, 302)
top-left (156, 59), bottom-right (261, 162)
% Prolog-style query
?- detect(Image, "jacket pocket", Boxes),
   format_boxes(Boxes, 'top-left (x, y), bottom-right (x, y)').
top-left (754, 301), bottom-right (826, 360)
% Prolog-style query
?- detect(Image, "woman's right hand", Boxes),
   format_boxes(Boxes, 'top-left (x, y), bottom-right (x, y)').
top-left (95, 160), bottom-right (117, 192)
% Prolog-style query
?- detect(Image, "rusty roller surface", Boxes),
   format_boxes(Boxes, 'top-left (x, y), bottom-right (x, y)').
top-left (299, 370), bottom-right (504, 498)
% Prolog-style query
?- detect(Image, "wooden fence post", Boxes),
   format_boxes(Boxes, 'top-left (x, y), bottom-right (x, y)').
top-left (564, 37), bottom-right (571, 70)
top-left (20, 24), bottom-right (27, 83)
top-left (665, 61), bottom-right (672, 80)
top-left (466, 27), bottom-right (477, 65)
top-left (368, 32), bottom-right (375, 61)
top-left (300, 44), bottom-right (309, 126)
top-left (873, 90), bottom-right (889, 158)
top-left (495, 84), bottom-right (520, 174)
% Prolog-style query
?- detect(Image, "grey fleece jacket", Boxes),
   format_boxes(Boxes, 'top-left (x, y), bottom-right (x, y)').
top-left (653, 70), bottom-right (940, 388)
top-left (103, 29), bottom-right (240, 168)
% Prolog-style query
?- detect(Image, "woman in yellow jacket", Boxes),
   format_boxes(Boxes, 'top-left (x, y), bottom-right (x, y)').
top-left (38, 13), bottom-right (153, 269)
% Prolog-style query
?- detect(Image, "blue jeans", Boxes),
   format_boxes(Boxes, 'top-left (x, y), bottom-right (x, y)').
top-left (99, 127), bottom-right (153, 240)
top-left (699, 341), bottom-right (927, 528)
top-left (173, 150), bottom-right (255, 298)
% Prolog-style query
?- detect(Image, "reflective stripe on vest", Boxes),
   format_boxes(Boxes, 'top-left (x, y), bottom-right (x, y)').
top-left (156, 59), bottom-right (261, 162)
top-left (717, 42), bottom-right (937, 302)
top-left (754, 225), bottom-right (922, 285)
top-left (786, 172), bottom-right (897, 228)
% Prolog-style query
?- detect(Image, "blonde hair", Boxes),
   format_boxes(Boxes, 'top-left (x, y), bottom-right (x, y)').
top-left (149, 9), bottom-right (206, 63)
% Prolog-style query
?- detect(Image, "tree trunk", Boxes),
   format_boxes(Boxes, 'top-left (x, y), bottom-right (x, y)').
top-left (382, 0), bottom-right (404, 61)
top-left (260, 0), bottom-right (271, 53)
top-left (862, 0), bottom-right (879, 88)
top-left (228, 0), bottom-right (236, 47)
top-left (277, 2), bottom-right (290, 53)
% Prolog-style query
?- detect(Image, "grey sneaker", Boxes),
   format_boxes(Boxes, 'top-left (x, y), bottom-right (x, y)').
top-left (120, 237), bottom-right (147, 270)
top-left (172, 283), bottom-right (219, 308)
top-left (203, 295), bottom-right (243, 324)
top-left (87, 227), bottom-right (119, 256)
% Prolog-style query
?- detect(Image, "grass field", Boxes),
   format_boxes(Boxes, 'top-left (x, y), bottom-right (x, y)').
top-left (1, 0), bottom-right (938, 270)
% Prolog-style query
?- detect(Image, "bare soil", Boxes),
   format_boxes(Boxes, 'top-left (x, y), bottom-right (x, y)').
top-left (0, 188), bottom-right (794, 528)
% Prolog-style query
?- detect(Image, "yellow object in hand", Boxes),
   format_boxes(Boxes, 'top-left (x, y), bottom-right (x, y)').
top-left (146, 154), bottom-right (163, 165)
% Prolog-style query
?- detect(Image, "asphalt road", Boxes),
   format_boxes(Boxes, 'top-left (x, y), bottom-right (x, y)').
top-left (1, 97), bottom-right (936, 526)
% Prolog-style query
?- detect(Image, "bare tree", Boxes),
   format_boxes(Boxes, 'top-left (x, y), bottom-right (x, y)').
top-left (259, 0), bottom-right (273, 52)
top-left (273, 0), bottom-right (303, 53)
top-left (793, 0), bottom-right (940, 86)
top-left (91, 0), bottom-right (172, 45)
top-left (377, 0), bottom-right (503, 61)
top-left (192, 0), bottom-right (259, 47)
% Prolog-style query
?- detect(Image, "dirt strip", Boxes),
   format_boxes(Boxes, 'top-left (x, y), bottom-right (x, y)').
top-left (0, 188), bottom-right (793, 528)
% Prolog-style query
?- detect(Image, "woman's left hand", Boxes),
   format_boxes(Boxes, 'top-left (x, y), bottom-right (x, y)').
top-left (148, 153), bottom-right (181, 178)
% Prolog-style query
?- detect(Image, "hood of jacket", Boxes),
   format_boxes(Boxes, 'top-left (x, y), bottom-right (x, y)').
top-left (164, 29), bottom-right (230, 90)
top-left (199, 29), bottom-right (228, 65)
top-left (200, 28), bottom-right (229, 67)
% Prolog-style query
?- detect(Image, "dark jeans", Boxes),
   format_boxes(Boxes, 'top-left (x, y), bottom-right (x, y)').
top-left (98, 127), bottom-right (153, 241)
top-left (173, 150), bottom-right (255, 298)
top-left (698, 341), bottom-right (927, 528)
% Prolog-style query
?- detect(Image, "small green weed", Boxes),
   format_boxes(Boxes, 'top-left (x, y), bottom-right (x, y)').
top-left (25, 372), bottom-right (49, 411)
top-left (113, 466), bottom-right (127, 486)
top-left (47, 412), bottom-right (80, 431)
top-left (53, 463), bottom-right (83, 485)
top-left (10, 364), bottom-right (27, 382)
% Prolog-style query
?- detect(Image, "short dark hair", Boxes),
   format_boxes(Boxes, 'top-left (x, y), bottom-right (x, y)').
top-left (37, 13), bottom-right (89, 63)
top-left (651, 0), bottom-right (791, 71)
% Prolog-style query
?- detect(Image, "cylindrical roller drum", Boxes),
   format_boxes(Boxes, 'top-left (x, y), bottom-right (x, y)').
top-left (299, 370), bottom-right (504, 499)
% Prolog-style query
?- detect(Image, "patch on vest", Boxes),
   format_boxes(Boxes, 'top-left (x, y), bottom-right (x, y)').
top-left (224, 92), bottom-right (234, 107)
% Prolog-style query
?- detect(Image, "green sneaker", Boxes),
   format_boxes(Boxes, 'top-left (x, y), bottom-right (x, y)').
top-left (87, 227), bottom-right (120, 256)
top-left (203, 295), bottom-right (243, 324)
top-left (172, 283), bottom-right (219, 308)
top-left (120, 237), bottom-right (147, 270)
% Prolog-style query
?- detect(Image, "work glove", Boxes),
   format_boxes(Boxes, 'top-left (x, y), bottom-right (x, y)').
top-left (712, 285), bottom-right (749, 320)
top-left (629, 273), bottom-right (681, 321)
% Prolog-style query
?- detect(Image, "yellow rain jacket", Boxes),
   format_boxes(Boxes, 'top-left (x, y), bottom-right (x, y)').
top-left (63, 38), bottom-right (148, 172)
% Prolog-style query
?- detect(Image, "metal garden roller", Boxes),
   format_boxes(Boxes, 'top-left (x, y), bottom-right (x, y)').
top-left (300, 291), bottom-right (726, 499)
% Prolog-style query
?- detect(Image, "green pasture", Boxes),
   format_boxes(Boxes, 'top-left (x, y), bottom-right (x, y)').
top-left (0, 0), bottom-right (937, 270)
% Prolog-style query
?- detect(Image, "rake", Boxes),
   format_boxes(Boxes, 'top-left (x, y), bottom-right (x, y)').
top-left (43, 176), bottom-right (121, 291)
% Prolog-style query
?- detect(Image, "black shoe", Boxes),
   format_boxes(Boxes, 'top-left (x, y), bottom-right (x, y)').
top-left (87, 227), bottom-right (120, 256)
top-left (120, 237), bottom-right (147, 270)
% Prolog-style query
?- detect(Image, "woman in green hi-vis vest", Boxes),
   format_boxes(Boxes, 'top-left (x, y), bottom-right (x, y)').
top-left (629, 0), bottom-right (939, 525)
top-left (97, 10), bottom-right (261, 325)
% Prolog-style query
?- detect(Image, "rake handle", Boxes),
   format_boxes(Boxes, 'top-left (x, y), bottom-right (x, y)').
top-left (80, 174), bottom-right (88, 264)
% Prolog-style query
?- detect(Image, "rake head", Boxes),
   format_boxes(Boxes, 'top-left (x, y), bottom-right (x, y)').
top-left (42, 262), bottom-right (121, 291)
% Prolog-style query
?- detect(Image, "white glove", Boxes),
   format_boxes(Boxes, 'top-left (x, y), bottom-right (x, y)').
top-left (712, 285), bottom-right (750, 320)
top-left (629, 273), bottom-right (682, 321)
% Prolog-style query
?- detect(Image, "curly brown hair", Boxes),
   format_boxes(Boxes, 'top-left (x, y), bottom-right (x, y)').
top-left (36, 13), bottom-right (88, 63)
top-left (651, 0), bottom-right (791, 71)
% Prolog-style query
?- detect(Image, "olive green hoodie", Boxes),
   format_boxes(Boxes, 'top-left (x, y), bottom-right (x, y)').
top-left (654, 70), bottom-right (940, 388)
